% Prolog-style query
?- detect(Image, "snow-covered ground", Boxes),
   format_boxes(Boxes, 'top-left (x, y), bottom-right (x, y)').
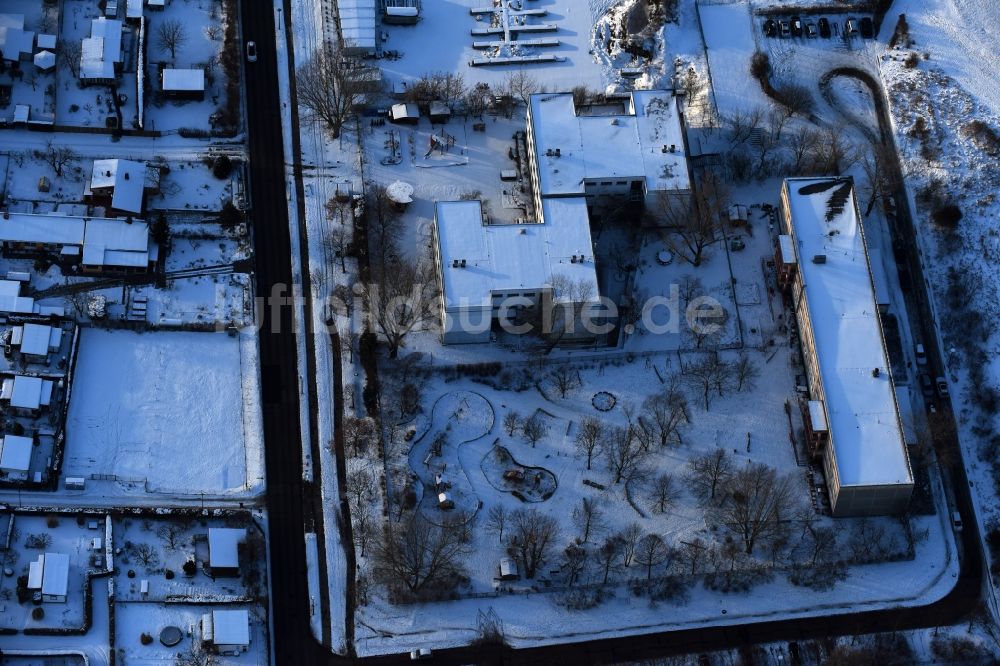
top-left (62, 329), bottom-right (264, 497)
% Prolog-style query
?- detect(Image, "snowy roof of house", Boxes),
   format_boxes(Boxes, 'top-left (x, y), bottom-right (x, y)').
top-left (33, 50), bottom-right (56, 70)
top-left (0, 279), bottom-right (34, 313)
top-left (82, 217), bottom-right (151, 268)
top-left (126, 0), bottom-right (143, 18)
top-left (37, 33), bottom-right (57, 49)
top-left (8, 375), bottom-right (53, 409)
top-left (0, 212), bottom-right (86, 245)
top-left (80, 18), bottom-right (122, 80)
top-left (0, 14), bottom-right (34, 62)
top-left (41, 552), bottom-right (69, 597)
top-left (782, 177), bottom-right (911, 488)
top-left (435, 199), bottom-right (598, 310)
top-left (528, 90), bottom-right (690, 197)
top-left (15, 323), bottom-right (56, 356)
top-left (208, 528), bottom-right (245, 569)
top-left (212, 609), bottom-right (250, 646)
top-left (91, 159), bottom-right (146, 214)
top-left (0, 434), bottom-right (32, 472)
top-left (338, 0), bottom-right (377, 51)
top-left (162, 68), bottom-right (205, 92)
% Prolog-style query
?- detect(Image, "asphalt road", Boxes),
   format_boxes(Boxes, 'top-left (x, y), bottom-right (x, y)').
top-left (241, 2), bottom-right (331, 663)
top-left (241, 7), bottom-right (985, 661)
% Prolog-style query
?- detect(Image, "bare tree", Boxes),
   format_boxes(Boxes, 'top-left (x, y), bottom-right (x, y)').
top-left (328, 225), bottom-right (351, 274)
top-left (726, 106), bottom-right (765, 146)
top-left (296, 45), bottom-right (381, 138)
top-left (346, 467), bottom-right (376, 510)
top-left (655, 171), bottom-right (729, 267)
top-left (503, 69), bottom-right (538, 106)
top-left (733, 352), bottom-right (760, 392)
top-left (365, 184), bottom-right (404, 271)
top-left (641, 378), bottom-right (689, 447)
top-left (860, 144), bottom-right (901, 217)
top-left (718, 463), bottom-right (796, 555)
top-left (463, 82), bottom-right (492, 119)
top-left (604, 425), bottom-right (648, 485)
top-left (573, 497), bottom-right (605, 543)
top-left (522, 414), bottom-right (548, 448)
top-left (156, 19), bottom-right (187, 60)
top-left (134, 543), bottom-right (160, 567)
top-left (156, 524), bottom-right (185, 550)
top-left (774, 82), bottom-right (815, 122)
top-left (678, 537), bottom-right (708, 575)
top-left (802, 523), bottom-right (838, 566)
top-left (36, 142), bottom-right (77, 178)
top-left (597, 536), bottom-right (622, 583)
top-left (506, 509), bottom-right (559, 579)
top-left (687, 448), bottom-right (733, 501)
top-left (62, 40), bottom-right (82, 78)
top-left (341, 416), bottom-right (379, 457)
top-left (574, 417), bottom-right (604, 470)
top-left (619, 523), bottom-right (643, 567)
top-left (634, 533), bottom-right (671, 581)
top-left (502, 411), bottom-right (522, 437)
top-left (788, 125), bottom-right (821, 174)
top-left (680, 65), bottom-right (707, 106)
top-left (353, 503), bottom-right (375, 557)
top-left (560, 544), bottom-right (588, 586)
top-left (648, 473), bottom-right (680, 514)
top-left (364, 259), bottom-right (438, 358)
top-left (373, 514), bottom-right (469, 595)
top-left (684, 354), bottom-right (731, 410)
top-left (175, 640), bottom-right (219, 666)
top-left (486, 505), bottom-right (508, 543)
top-left (809, 125), bottom-right (858, 175)
top-left (549, 364), bottom-right (578, 398)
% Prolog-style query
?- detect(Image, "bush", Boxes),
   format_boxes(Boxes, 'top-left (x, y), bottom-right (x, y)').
top-left (164, 569), bottom-right (175, 580)
top-left (903, 52), bottom-right (919, 68)
top-left (212, 154), bottom-right (233, 179)
top-left (183, 559), bottom-right (197, 575)
top-left (219, 201), bottom-right (242, 228)
top-left (932, 204), bottom-right (962, 228)
top-left (31, 607), bottom-right (45, 620)
top-left (749, 51), bottom-right (770, 81)
top-left (140, 632), bottom-right (153, 645)
top-left (46, 516), bottom-right (59, 529)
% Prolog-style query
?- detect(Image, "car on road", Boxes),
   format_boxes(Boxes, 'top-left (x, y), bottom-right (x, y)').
top-left (410, 648), bottom-right (433, 660)
top-left (936, 376), bottom-right (950, 399)
top-left (953, 511), bottom-right (963, 531)
top-left (246, 41), bottom-right (257, 62)
top-left (919, 373), bottom-right (934, 399)
top-left (806, 21), bottom-right (818, 38)
top-left (915, 343), bottom-right (928, 366)
top-left (791, 16), bottom-right (803, 37)
top-left (818, 17), bottom-right (831, 38)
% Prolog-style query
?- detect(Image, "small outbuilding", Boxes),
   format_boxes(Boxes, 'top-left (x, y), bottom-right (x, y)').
top-left (33, 50), bottom-right (56, 72)
top-left (390, 103), bottom-right (419, 124)
top-left (0, 434), bottom-right (33, 481)
top-left (437, 492), bottom-right (454, 510)
top-left (161, 68), bottom-right (206, 100)
top-left (207, 527), bottom-right (245, 577)
top-left (429, 100), bottom-right (451, 124)
top-left (27, 553), bottom-right (69, 602)
top-left (1, 375), bottom-right (54, 412)
top-left (498, 556), bottom-right (518, 580)
top-left (201, 609), bottom-right (250, 654)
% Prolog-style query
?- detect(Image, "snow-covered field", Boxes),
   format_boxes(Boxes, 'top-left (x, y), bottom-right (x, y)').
top-left (63, 329), bottom-right (264, 496)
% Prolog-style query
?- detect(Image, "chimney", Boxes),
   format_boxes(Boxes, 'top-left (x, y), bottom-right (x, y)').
top-left (460, 259), bottom-right (466, 268)
top-left (452, 259), bottom-right (459, 268)
top-left (124, 172), bottom-right (130, 180)
top-left (812, 254), bottom-right (827, 264)
top-left (670, 144), bottom-right (676, 152)
top-left (570, 255), bottom-right (577, 263)
top-left (554, 148), bottom-right (561, 157)
top-left (872, 368), bottom-right (881, 378)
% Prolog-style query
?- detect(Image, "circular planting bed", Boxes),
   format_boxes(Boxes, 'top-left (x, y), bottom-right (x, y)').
top-left (656, 249), bottom-right (674, 266)
top-left (480, 443), bottom-right (557, 502)
top-left (592, 391), bottom-right (617, 412)
top-left (159, 625), bottom-right (183, 647)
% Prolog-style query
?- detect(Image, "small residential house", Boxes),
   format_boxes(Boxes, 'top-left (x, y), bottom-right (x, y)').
top-left (207, 527), bottom-right (245, 577)
top-left (0, 14), bottom-right (34, 64)
top-left (201, 609), bottom-right (250, 654)
top-left (1, 375), bottom-right (54, 413)
top-left (161, 68), bottom-right (206, 100)
top-left (27, 553), bottom-right (69, 602)
top-left (88, 159), bottom-right (159, 216)
top-left (80, 18), bottom-right (124, 85)
top-left (11, 323), bottom-right (62, 360)
top-left (0, 434), bottom-right (33, 481)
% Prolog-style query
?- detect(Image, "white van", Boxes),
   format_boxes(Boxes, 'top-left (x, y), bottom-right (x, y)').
top-left (952, 511), bottom-right (963, 531)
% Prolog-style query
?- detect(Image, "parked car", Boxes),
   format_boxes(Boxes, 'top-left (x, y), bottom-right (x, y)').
top-left (860, 16), bottom-right (874, 38)
top-left (936, 376), bottom-right (950, 399)
top-left (410, 648), bottom-right (433, 661)
top-left (246, 41), bottom-right (257, 62)
top-left (952, 511), bottom-right (963, 531)
top-left (779, 19), bottom-right (791, 37)
top-left (919, 373), bottom-right (934, 399)
top-left (845, 18), bottom-right (859, 36)
top-left (791, 16), bottom-right (803, 37)
top-left (763, 18), bottom-right (777, 37)
top-left (805, 21), bottom-right (818, 38)
top-left (915, 343), bottom-right (928, 366)
top-left (818, 17), bottom-right (831, 38)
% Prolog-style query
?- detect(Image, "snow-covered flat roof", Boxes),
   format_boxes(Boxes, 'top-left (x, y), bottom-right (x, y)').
top-left (16, 323), bottom-right (55, 357)
top-left (83, 217), bottom-right (151, 267)
top-left (435, 199), bottom-right (598, 310)
top-left (80, 18), bottom-right (122, 80)
top-left (162, 68), bottom-right (205, 92)
top-left (0, 434), bottom-right (32, 472)
top-left (0, 14), bottom-right (34, 61)
top-left (0, 279), bottom-right (34, 313)
top-left (783, 177), bottom-right (911, 488)
top-left (212, 609), bottom-right (250, 646)
top-left (41, 552), bottom-right (69, 597)
top-left (338, 0), bottom-right (377, 50)
top-left (528, 90), bottom-right (690, 197)
top-left (0, 212), bottom-right (86, 246)
top-left (208, 528), bottom-right (245, 569)
top-left (91, 159), bottom-right (146, 214)
top-left (9, 375), bottom-right (51, 409)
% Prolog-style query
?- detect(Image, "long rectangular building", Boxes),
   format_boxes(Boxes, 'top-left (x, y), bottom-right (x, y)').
top-left (776, 177), bottom-right (913, 516)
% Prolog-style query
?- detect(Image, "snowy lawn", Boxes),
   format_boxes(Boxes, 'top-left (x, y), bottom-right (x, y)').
top-left (63, 329), bottom-right (263, 496)
top-left (152, 160), bottom-right (233, 212)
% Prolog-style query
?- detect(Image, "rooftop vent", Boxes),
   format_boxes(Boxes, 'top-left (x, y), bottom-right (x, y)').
top-left (812, 254), bottom-right (827, 264)
top-left (570, 255), bottom-right (577, 263)
top-left (519, 228), bottom-right (527, 235)
top-left (554, 148), bottom-right (561, 157)
top-left (452, 259), bottom-right (460, 268)
top-left (872, 367), bottom-right (881, 378)
top-left (460, 259), bottom-right (466, 268)
top-left (124, 172), bottom-right (130, 180)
